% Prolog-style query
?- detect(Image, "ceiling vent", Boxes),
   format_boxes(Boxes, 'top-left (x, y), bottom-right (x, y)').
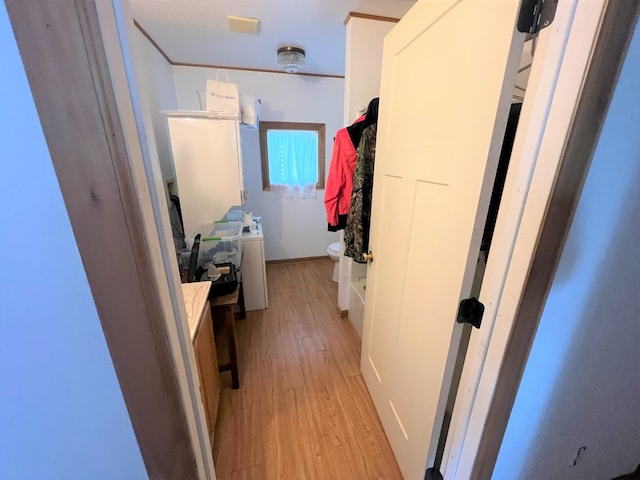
top-left (227, 15), bottom-right (260, 35)
top-left (277, 46), bottom-right (305, 74)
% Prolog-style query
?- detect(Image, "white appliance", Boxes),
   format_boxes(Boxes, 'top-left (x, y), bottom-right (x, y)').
top-left (240, 222), bottom-right (268, 311)
top-left (164, 111), bottom-right (245, 238)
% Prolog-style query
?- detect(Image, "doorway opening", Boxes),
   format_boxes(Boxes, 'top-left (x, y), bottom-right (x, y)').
top-left (7, 0), bottom-right (632, 476)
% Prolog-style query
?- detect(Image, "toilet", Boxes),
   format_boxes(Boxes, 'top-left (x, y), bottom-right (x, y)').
top-left (327, 242), bottom-right (340, 282)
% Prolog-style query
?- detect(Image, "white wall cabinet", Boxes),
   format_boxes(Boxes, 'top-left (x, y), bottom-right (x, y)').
top-left (165, 112), bottom-right (245, 237)
top-left (241, 223), bottom-right (268, 311)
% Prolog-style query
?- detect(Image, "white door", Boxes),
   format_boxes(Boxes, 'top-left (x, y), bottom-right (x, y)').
top-left (361, 1), bottom-right (525, 478)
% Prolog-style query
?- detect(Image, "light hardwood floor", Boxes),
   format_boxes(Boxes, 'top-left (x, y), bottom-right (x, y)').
top-left (213, 259), bottom-right (402, 480)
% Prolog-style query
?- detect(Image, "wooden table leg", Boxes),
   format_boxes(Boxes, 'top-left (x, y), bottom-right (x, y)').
top-left (238, 281), bottom-right (247, 320)
top-left (224, 306), bottom-right (239, 389)
top-left (210, 286), bottom-right (241, 389)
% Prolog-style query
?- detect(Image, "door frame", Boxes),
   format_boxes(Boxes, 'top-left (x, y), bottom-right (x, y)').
top-left (5, 1), bottom-right (215, 478)
top-left (6, 1), bottom-right (636, 479)
top-left (442, 1), bottom-right (638, 478)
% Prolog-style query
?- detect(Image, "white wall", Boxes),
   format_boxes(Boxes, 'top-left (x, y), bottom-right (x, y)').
top-left (172, 67), bottom-right (343, 260)
top-left (344, 17), bottom-right (396, 124)
top-left (130, 27), bottom-right (178, 181)
top-left (493, 22), bottom-right (640, 480)
top-left (0, 5), bottom-right (147, 479)
top-left (339, 17), bottom-right (396, 312)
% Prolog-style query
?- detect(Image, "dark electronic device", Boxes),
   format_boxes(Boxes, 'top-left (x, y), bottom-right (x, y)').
top-left (209, 262), bottom-right (238, 297)
top-left (186, 234), bottom-right (202, 283)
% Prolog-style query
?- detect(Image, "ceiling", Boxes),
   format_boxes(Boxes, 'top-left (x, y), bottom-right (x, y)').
top-left (129, 0), bottom-right (417, 76)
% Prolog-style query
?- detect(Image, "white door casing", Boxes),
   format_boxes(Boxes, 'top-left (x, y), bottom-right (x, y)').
top-left (360, 1), bottom-right (525, 478)
top-left (442, 1), bottom-right (609, 477)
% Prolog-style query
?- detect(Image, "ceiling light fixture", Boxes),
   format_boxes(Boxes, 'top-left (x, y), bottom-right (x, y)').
top-left (277, 46), bottom-right (305, 74)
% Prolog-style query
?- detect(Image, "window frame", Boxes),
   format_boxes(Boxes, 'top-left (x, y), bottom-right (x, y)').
top-left (259, 121), bottom-right (326, 191)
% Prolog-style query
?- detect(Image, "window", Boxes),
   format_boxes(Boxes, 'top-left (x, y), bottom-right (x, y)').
top-left (259, 121), bottom-right (326, 197)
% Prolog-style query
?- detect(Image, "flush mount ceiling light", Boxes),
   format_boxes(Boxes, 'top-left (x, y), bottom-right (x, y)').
top-left (277, 46), bottom-right (305, 74)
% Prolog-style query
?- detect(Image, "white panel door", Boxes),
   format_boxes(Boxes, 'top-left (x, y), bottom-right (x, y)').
top-left (360, 1), bottom-right (524, 478)
top-left (167, 116), bottom-right (243, 238)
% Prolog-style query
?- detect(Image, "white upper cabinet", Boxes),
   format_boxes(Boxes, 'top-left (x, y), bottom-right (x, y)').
top-left (165, 112), bottom-right (245, 238)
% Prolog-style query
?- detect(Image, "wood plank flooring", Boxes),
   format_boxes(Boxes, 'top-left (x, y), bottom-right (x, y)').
top-left (213, 259), bottom-right (402, 480)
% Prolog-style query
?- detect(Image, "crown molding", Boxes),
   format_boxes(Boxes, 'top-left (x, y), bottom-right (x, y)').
top-left (344, 11), bottom-right (401, 26)
top-left (133, 20), bottom-right (345, 79)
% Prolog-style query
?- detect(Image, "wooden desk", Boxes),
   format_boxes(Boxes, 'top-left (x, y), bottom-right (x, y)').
top-left (210, 284), bottom-right (243, 389)
top-left (182, 282), bottom-right (220, 445)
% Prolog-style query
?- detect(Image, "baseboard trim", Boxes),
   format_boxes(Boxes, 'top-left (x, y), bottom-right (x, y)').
top-left (266, 255), bottom-right (329, 266)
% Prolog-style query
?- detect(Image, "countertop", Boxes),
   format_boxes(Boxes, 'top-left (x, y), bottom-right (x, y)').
top-left (181, 281), bottom-right (212, 340)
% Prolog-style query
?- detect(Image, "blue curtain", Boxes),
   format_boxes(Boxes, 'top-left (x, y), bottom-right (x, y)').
top-left (267, 130), bottom-right (318, 197)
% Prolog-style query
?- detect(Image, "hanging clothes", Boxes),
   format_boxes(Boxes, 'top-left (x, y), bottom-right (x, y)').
top-left (324, 98), bottom-right (380, 231)
top-left (481, 102), bottom-right (522, 256)
top-left (344, 123), bottom-right (377, 263)
top-left (346, 97), bottom-right (379, 150)
top-left (324, 119), bottom-right (363, 230)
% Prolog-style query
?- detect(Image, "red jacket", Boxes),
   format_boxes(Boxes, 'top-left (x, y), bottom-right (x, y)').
top-left (324, 124), bottom-right (361, 226)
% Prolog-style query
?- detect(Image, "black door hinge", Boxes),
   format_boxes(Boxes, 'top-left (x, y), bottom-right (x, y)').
top-left (425, 467), bottom-right (444, 480)
top-left (517, 0), bottom-right (558, 34)
top-left (456, 297), bottom-right (485, 329)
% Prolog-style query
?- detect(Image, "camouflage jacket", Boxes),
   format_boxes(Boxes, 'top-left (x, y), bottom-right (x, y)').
top-left (345, 124), bottom-right (377, 263)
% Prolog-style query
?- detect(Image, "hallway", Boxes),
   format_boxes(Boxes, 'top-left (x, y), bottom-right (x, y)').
top-left (212, 259), bottom-right (402, 479)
